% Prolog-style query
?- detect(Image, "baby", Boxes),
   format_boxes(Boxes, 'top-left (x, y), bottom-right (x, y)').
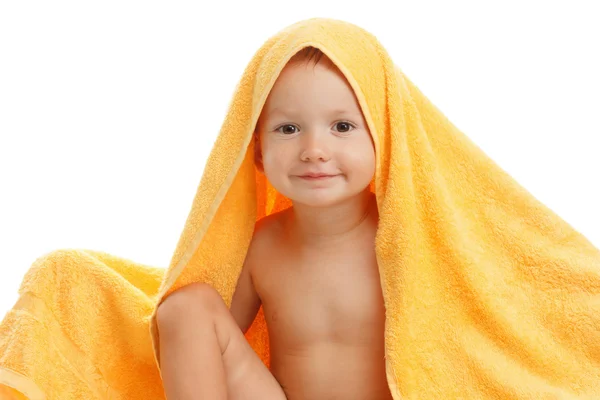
top-left (156, 47), bottom-right (393, 400)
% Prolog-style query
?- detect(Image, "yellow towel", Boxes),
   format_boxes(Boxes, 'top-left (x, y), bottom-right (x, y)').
top-left (1, 17), bottom-right (600, 399)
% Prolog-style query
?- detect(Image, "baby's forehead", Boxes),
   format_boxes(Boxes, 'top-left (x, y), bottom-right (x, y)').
top-left (254, 57), bottom-right (364, 130)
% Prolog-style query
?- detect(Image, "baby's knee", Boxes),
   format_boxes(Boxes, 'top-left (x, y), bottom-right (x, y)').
top-left (156, 282), bottom-right (223, 327)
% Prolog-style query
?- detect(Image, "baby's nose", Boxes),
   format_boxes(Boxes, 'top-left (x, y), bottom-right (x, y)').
top-left (300, 140), bottom-right (331, 162)
top-left (300, 148), bottom-right (330, 162)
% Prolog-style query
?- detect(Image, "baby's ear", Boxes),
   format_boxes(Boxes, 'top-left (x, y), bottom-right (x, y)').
top-left (253, 132), bottom-right (264, 173)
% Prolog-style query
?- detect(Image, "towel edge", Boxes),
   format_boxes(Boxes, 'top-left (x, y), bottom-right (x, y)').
top-left (0, 366), bottom-right (46, 400)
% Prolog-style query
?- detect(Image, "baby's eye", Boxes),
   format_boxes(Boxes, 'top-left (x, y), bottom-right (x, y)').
top-left (334, 121), bottom-right (354, 133)
top-left (275, 122), bottom-right (354, 135)
top-left (276, 124), bottom-right (299, 135)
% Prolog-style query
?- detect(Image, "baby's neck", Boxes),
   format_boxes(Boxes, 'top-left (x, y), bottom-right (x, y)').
top-left (286, 191), bottom-right (378, 247)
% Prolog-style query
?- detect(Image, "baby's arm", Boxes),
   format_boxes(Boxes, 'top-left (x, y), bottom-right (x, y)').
top-left (230, 252), bottom-right (261, 334)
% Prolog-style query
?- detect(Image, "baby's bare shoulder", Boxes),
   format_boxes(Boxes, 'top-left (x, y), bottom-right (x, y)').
top-left (247, 209), bottom-right (289, 257)
top-left (253, 210), bottom-right (287, 241)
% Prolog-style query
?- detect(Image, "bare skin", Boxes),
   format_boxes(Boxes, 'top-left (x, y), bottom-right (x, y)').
top-left (247, 192), bottom-right (392, 399)
top-left (157, 50), bottom-right (393, 399)
top-left (157, 191), bottom-right (392, 400)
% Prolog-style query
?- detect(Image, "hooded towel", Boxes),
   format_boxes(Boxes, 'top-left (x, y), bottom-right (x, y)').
top-left (1, 17), bottom-right (600, 400)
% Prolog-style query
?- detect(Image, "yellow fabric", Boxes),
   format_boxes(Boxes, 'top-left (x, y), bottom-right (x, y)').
top-left (1, 17), bottom-right (600, 399)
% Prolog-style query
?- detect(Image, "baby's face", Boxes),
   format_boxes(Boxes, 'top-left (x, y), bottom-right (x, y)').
top-left (257, 63), bottom-right (375, 207)
top-left (255, 61), bottom-right (375, 208)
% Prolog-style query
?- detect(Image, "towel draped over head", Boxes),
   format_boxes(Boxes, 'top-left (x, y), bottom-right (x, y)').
top-left (1, 17), bottom-right (599, 400)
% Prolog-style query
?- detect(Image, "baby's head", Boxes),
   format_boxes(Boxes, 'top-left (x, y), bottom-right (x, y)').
top-left (254, 47), bottom-right (375, 208)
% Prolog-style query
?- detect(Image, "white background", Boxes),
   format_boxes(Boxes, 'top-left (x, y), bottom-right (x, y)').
top-left (1, 1), bottom-right (599, 318)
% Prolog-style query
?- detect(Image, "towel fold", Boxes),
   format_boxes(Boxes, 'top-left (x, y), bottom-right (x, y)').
top-left (2, 17), bottom-right (600, 399)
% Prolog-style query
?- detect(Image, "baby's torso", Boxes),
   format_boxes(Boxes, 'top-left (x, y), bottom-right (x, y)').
top-left (251, 210), bottom-right (393, 400)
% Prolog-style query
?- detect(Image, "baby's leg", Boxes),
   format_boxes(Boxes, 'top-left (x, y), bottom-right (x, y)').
top-left (156, 282), bottom-right (286, 400)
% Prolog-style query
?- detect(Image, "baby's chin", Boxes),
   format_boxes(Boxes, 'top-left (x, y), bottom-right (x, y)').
top-left (286, 190), bottom-right (364, 209)
top-left (265, 175), bottom-right (369, 208)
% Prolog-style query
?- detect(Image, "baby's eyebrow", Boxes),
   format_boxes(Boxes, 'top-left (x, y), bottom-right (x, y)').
top-left (269, 108), bottom-right (359, 118)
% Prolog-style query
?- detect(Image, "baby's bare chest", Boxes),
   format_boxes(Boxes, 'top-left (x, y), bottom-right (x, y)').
top-left (253, 242), bottom-right (386, 346)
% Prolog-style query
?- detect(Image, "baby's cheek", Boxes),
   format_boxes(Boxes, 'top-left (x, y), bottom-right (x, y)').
top-left (347, 160), bottom-right (375, 187)
top-left (262, 152), bottom-right (289, 180)
top-left (261, 152), bottom-right (277, 171)
top-left (350, 149), bottom-right (375, 171)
